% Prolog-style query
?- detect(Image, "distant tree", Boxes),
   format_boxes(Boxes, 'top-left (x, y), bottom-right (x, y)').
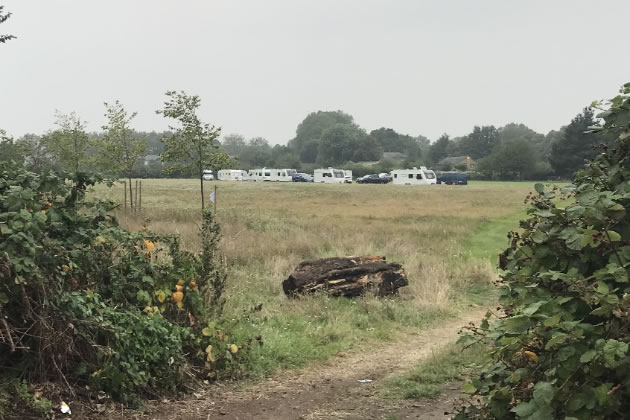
top-left (428, 134), bottom-right (452, 165)
top-left (456, 126), bottom-right (500, 159)
top-left (549, 108), bottom-right (599, 178)
top-left (221, 133), bottom-right (247, 157)
top-left (42, 112), bottom-right (90, 173)
top-left (239, 137), bottom-right (272, 168)
top-left (0, 5), bottom-right (16, 44)
top-left (352, 135), bottom-right (383, 162)
top-left (478, 139), bottom-right (537, 180)
top-left (370, 128), bottom-right (421, 160)
top-left (0, 129), bottom-right (26, 164)
top-left (317, 124), bottom-right (366, 166)
top-left (18, 134), bottom-right (56, 173)
top-left (299, 140), bottom-right (319, 163)
top-left (289, 110), bottom-right (356, 162)
top-left (95, 100), bottom-right (147, 210)
top-left (157, 91), bottom-right (222, 210)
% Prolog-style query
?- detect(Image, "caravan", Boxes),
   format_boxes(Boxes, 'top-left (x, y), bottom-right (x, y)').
top-left (269, 169), bottom-right (297, 182)
top-left (391, 167), bottom-right (437, 185)
top-left (313, 168), bottom-right (347, 184)
top-left (217, 169), bottom-right (247, 181)
top-left (248, 168), bottom-right (271, 181)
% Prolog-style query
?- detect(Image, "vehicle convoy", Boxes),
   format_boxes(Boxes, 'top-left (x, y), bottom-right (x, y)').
top-left (202, 169), bottom-right (214, 180)
top-left (314, 168), bottom-right (348, 184)
top-left (437, 171), bottom-right (468, 185)
top-left (292, 172), bottom-right (313, 182)
top-left (357, 174), bottom-right (390, 184)
top-left (391, 167), bottom-right (437, 185)
top-left (217, 169), bottom-right (248, 181)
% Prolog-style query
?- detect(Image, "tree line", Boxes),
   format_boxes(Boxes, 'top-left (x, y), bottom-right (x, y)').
top-left (1, 100), bottom-right (607, 183)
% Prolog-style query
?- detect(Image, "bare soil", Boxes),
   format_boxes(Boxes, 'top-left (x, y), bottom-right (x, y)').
top-left (68, 307), bottom-right (485, 420)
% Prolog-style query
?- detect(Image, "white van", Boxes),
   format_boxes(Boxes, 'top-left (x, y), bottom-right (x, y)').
top-left (391, 167), bottom-right (437, 185)
top-left (314, 168), bottom-right (347, 184)
top-left (270, 169), bottom-right (297, 182)
top-left (248, 168), bottom-right (272, 181)
top-left (202, 169), bottom-right (214, 180)
top-left (217, 169), bottom-right (246, 181)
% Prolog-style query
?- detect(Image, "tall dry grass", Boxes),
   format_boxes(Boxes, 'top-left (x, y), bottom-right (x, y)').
top-left (91, 179), bottom-right (530, 375)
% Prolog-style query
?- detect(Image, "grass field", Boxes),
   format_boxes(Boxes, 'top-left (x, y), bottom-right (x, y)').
top-left (92, 179), bottom-right (535, 377)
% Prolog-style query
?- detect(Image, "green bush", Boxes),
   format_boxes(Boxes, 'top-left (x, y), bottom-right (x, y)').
top-left (0, 164), bottom-right (249, 408)
top-left (456, 83), bottom-right (630, 419)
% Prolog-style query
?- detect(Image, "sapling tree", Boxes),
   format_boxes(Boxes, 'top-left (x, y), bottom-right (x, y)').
top-left (95, 100), bottom-right (146, 210)
top-left (157, 91), bottom-right (229, 210)
top-left (0, 5), bottom-right (16, 44)
top-left (42, 112), bottom-right (90, 173)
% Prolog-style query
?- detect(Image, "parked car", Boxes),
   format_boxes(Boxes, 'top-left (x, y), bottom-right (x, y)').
top-left (202, 170), bottom-right (214, 180)
top-left (437, 171), bottom-right (468, 185)
top-left (292, 173), bottom-right (313, 182)
top-left (357, 174), bottom-right (389, 184)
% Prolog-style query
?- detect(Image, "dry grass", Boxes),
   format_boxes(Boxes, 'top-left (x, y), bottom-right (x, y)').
top-left (91, 179), bottom-right (531, 376)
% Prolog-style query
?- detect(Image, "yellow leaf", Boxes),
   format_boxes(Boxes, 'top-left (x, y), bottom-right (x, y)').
top-left (156, 290), bottom-right (166, 303)
top-left (202, 327), bottom-right (212, 337)
top-left (205, 345), bottom-right (212, 354)
top-left (143, 239), bottom-right (155, 253)
top-left (230, 344), bottom-right (238, 354)
top-left (177, 279), bottom-right (185, 286)
top-left (176, 301), bottom-right (184, 309)
top-left (524, 351), bottom-right (539, 363)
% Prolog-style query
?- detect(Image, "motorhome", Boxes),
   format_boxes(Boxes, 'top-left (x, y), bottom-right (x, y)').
top-left (217, 169), bottom-right (247, 181)
top-left (202, 169), bottom-right (214, 181)
top-left (269, 169), bottom-right (297, 182)
top-left (248, 168), bottom-right (272, 181)
top-left (391, 167), bottom-right (437, 185)
top-left (313, 168), bottom-right (347, 184)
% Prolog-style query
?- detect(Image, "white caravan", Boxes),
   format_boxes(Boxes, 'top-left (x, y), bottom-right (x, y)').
top-left (391, 167), bottom-right (437, 185)
top-left (217, 169), bottom-right (247, 181)
top-left (344, 170), bottom-right (353, 183)
top-left (248, 168), bottom-right (272, 181)
top-left (314, 168), bottom-right (347, 184)
top-left (269, 169), bottom-right (297, 182)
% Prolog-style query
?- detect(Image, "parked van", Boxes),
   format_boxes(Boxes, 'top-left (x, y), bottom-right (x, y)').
top-left (391, 167), bottom-right (437, 185)
top-left (269, 169), bottom-right (297, 182)
top-left (437, 171), bottom-right (468, 185)
top-left (202, 169), bottom-right (214, 180)
top-left (248, 168), bottom-right (272, 181)
top-left (217, 169), bottom-right (246, 181)
top-left (314, 168), bottom-right (347, 184)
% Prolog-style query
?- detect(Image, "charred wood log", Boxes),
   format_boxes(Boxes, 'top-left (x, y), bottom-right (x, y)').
top-left (283, 256), bottom-right (408, 297)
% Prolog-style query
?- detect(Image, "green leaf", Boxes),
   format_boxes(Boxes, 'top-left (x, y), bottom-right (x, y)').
top-left (606, 231), bottom-right (622, 242)
top-left (534, 183), bottom-right (545, 194)
top-left (462, 382), bottom-right (476, 394)
top-left (0, 292), bottom-right (8, 304)
top-left (533, 382), bottom-right (555, 405)
top-left (579, 350), bottom-right (597, 363)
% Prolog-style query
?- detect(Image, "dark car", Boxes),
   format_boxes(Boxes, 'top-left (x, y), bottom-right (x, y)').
top-left (357, 174), bottom-right (389, 184)
top-left (437, 171), bottom-right (467, 185)
top-left (292, 173), bottom-right (313, 182)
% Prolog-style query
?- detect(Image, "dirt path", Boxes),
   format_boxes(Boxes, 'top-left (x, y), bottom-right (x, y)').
top-left (134, 307), bottom-right (487, 420)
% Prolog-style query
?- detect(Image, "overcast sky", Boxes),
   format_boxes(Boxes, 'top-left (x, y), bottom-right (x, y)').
top-left (1, 1), bottom-right (629, 144)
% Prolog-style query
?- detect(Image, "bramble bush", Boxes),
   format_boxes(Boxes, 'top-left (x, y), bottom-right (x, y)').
top-left (456, 83), bottom-right (630, 419)
top-left (0, 164), bottom-right (251, 412)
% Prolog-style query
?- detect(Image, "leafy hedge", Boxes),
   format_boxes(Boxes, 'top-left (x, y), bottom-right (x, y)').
top-left (456, 83), bottom-right (630, 419)
top-left (0, 165), bottom-right (248, 409)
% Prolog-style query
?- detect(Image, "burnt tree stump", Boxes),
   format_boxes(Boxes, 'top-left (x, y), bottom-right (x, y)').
top-left (282, 256), bottom-right (408, 297)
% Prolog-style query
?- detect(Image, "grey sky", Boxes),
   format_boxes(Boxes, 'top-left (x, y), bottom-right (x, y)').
top-left (1, 1), bottom-right (629, 144)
